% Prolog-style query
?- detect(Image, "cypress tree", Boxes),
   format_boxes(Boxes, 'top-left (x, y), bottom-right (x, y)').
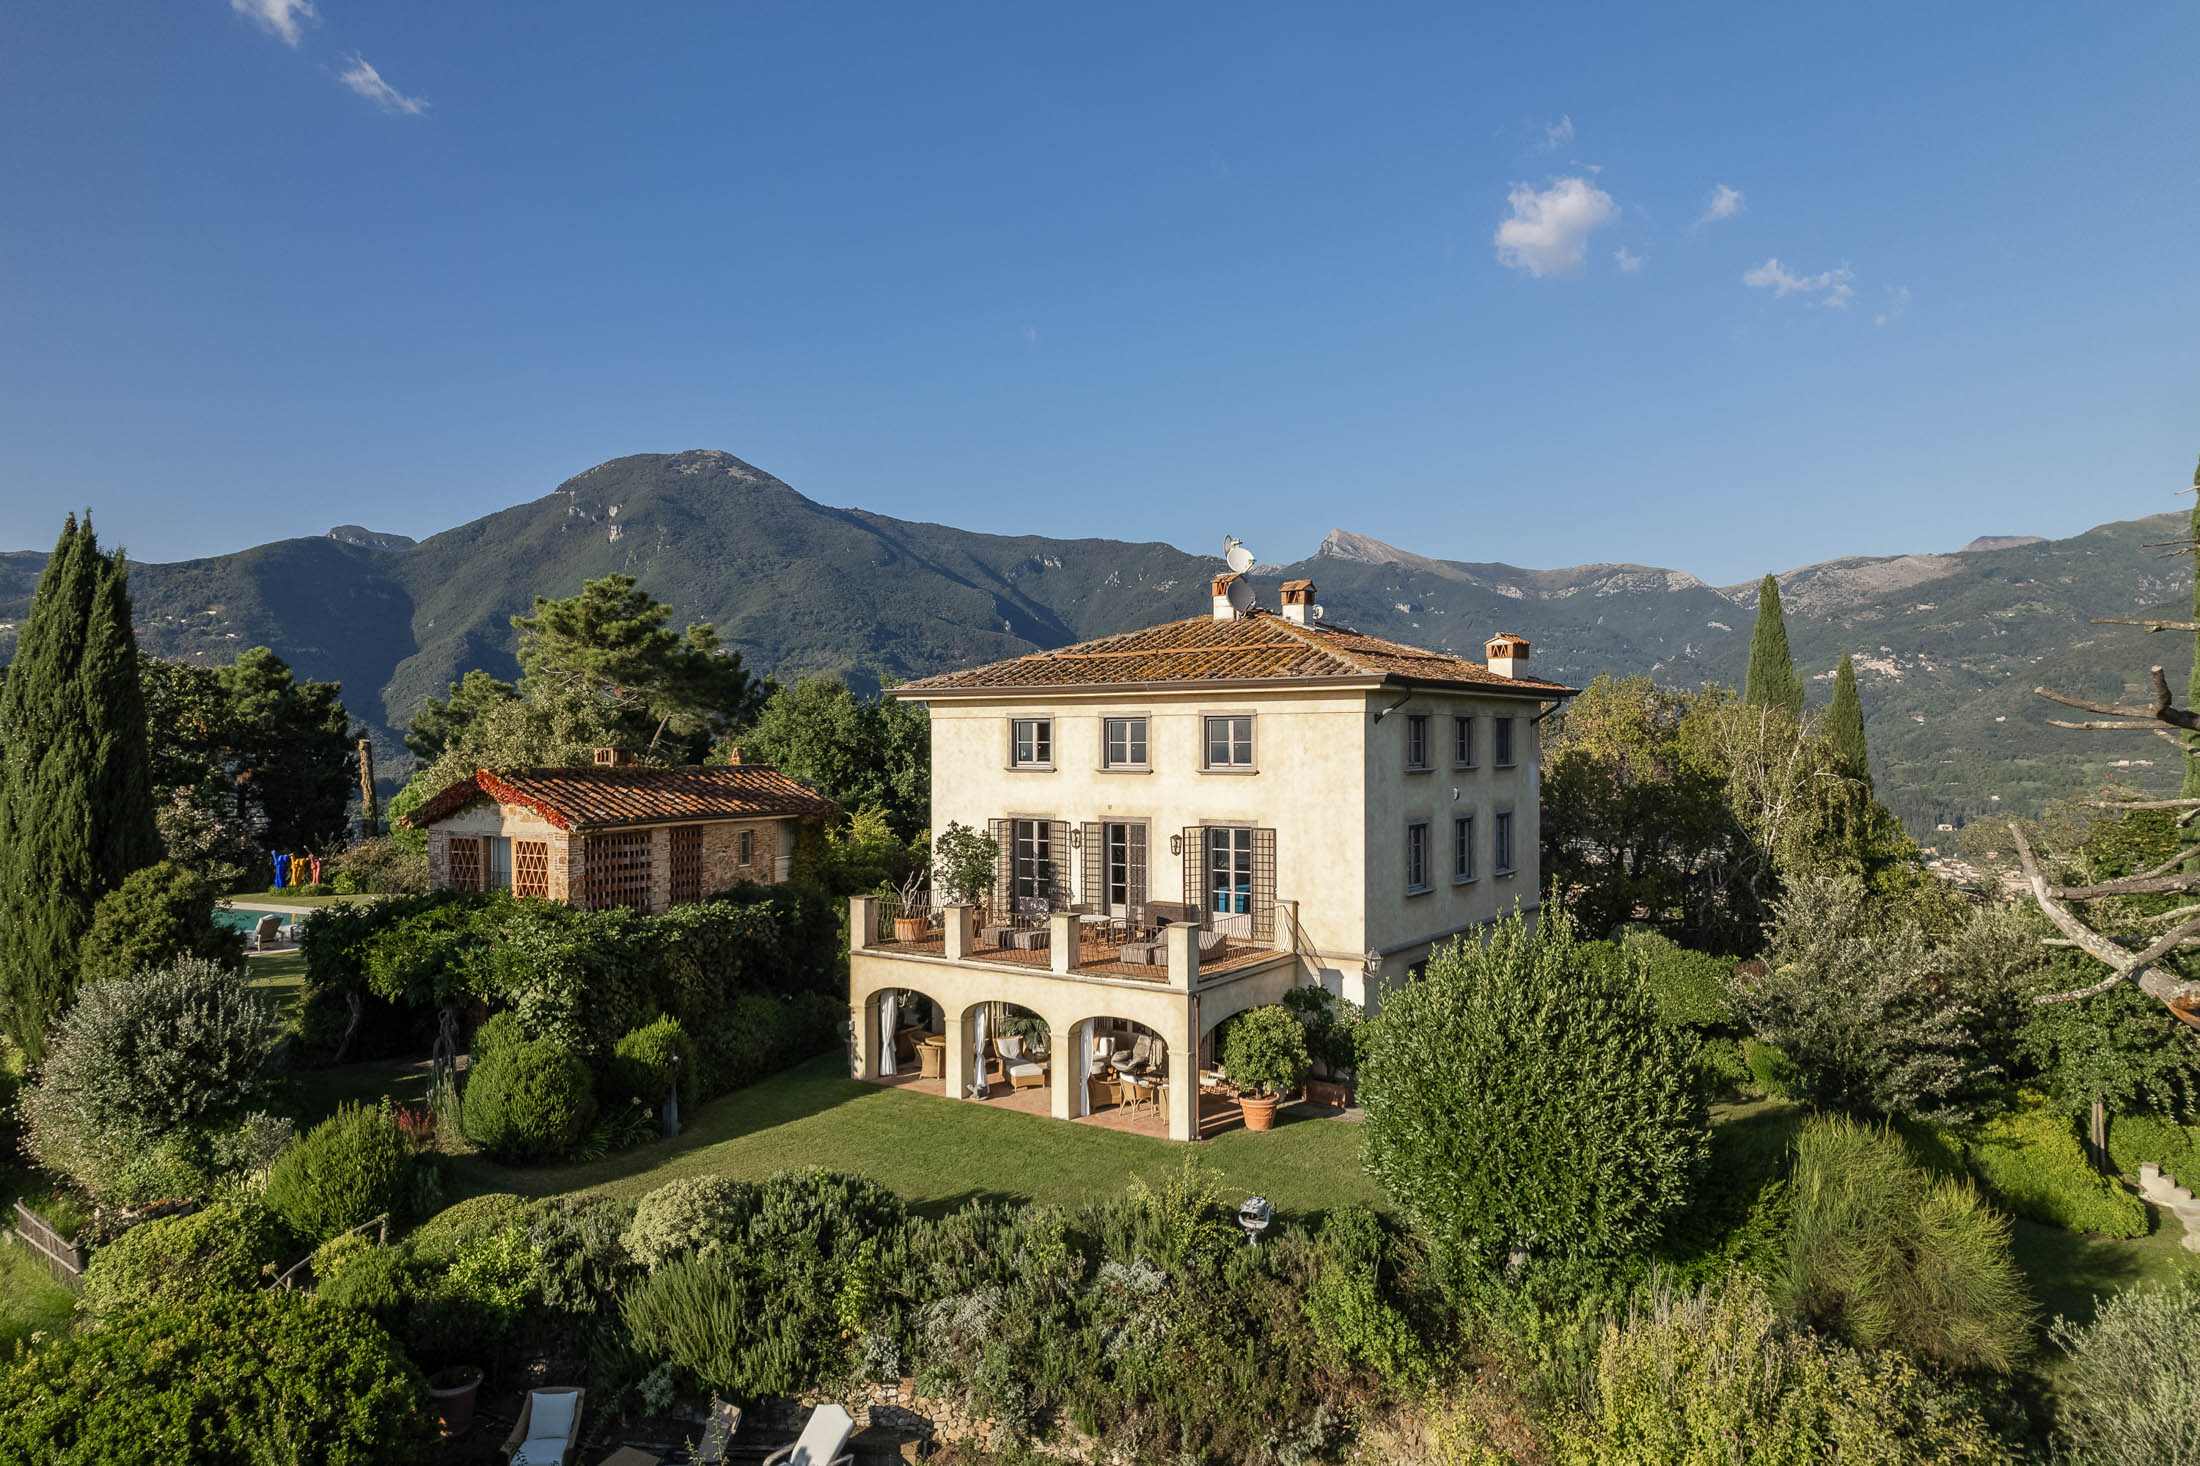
top-left (1827, 651), bottom-right (1870, 788)
top-left (0, 514), bottom-right (160, 1062)
top-left (1742, 573), bottom-right (1805, 716)
top-left (2185, 451), bottom-right (2200, 798)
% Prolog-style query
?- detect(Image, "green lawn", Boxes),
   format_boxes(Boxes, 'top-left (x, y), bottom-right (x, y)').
top-left (246, 950), bottom-right (308, 1031)
top-left (0, 1242), bottom-right (75, 1352)
top-left (225, 891), bottom-right (383, 909)
top-left (2012, 1212), bottom-right (2200, 1328)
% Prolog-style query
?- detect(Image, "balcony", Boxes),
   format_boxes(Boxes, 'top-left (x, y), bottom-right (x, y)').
top-left (858, 893), bottom-right (1283, 985)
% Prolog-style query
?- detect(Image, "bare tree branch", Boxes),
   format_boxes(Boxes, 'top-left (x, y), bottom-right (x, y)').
top-left (2134, 845), bottom-right (2200, 882)
top-left (2094, 617), bottom-right (2200, 633)
top-left (2049, 872), bottom-right (2200, 901)
top-left (2048, 719), bottom-right (2162, 730)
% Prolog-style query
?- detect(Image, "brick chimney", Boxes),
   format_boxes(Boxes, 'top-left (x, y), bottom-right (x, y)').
top-left (1280, 579), bottom-right (1316, 626)
top-left (1485, 634), bottom-right (1530, 679)
top-left (726, 746), bottom-right (744, 766)
top-left (593, 747), bottom-right (636, 767)
top-left (1211, 572), bottom-right (1245, 622)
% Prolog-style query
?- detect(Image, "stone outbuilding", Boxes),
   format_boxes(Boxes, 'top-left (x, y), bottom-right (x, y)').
top-left (406, 751), bottom-right (838, 912)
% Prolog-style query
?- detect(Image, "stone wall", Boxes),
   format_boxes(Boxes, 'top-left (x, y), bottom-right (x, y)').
top-left (702, 818), bottom-right (782, 891)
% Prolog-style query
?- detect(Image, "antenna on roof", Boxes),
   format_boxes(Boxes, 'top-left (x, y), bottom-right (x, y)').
top-left (1223, 535), bottom-right (1256, 575)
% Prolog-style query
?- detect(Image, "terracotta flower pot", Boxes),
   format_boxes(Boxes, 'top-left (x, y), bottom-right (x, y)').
top-left (894, 915), bottom-right (929, 943)
top-left (1239, 1093), bottom-right (1282, 1132)
top-left (426, 1365), bottom-right (483, 1437)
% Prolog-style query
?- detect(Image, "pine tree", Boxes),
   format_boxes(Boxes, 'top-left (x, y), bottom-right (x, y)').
top-left (0, 514), bottom-right (160, 1062)
top-left (2185, 451), bottom-right (2200, 798)
top-left (1742, 573), bottom-right (1805, 716)
top-left (1826, 651), bottom-right (1870, 788)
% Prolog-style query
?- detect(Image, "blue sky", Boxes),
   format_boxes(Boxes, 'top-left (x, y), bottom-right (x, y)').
top-left (2, 2), bottom-right (2195, 584)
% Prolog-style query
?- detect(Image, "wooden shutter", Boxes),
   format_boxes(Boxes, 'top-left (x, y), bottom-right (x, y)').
top-left (1181, 827), bottom-right (1207, 929)
top-left (668, 825), bottom-right (703, 904)
top-left (512, 840), bottom-right (550, 899)
top-left (1047, 819), bottom-right (1071, 907)
top-left (989, 818), bottom-right (1013, 916)
top-left (1128, 823), bottom-right (1148, 907)
top-left (1251, 828), bottom-right (1277, 944)
top-left (447, 836), bottom-right (483, 893)
top-left (1080, 822), bottom-right (1105, 906)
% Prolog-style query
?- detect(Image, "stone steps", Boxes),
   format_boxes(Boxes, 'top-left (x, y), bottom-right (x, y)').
top-left (2137, 1163), bottom-right (2200, 1252)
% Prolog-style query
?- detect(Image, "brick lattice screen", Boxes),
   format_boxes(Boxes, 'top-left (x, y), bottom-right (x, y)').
top-left (668, 825), bottom-right (703, 904)
top-left (582, 830), bottom-right (653, 911)
top-left (513, 840), bottom-right (550, 899)
top-left (447, 836), bottom-right (484, 892)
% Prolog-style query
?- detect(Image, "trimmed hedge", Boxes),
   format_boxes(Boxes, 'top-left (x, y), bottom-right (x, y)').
top-left (463, 1035), bottom-right (597, 1162)
top-left (0, 1290), bottom-right (434, 1466)
top-left (80, 1200), bottom-right (292, 1317)
top-left (265, 1102), bottom-right (417, 1243)
top-left (1966, 1094), bottom-right (2146, 1238)
top-left (2108, 1111), bottom-right (2200, 1182)
top-left (606, 1014), bottom-right (701, 1115)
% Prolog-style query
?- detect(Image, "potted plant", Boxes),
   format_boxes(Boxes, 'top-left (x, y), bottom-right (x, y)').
top-left (425, 1364), bottom-right (484, 1437)
top-left (1223, 1004), bottom-right (1311, 1132)
top-left (1283, 986), bottom-right (1361, 1108)
top-left (933, 821), bottom-right (1000, 925)
top-left (892, 854), bottom-right (932, 944)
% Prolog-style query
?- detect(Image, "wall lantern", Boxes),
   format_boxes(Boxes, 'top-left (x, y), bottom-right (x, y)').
top-left (1169, 833), bottom-right (1184, 856)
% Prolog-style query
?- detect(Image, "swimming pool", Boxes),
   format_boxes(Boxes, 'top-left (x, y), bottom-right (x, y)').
top-left (214, 906), bottom-right (293, 934)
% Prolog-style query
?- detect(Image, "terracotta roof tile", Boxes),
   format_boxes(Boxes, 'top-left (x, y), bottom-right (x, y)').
top-left (406, 764), bottom-right (839, 832)
top-left (891, 609), bottom-right (1577, 697)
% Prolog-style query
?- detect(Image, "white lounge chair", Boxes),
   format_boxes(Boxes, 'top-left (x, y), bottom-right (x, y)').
top-left (502, 1386), bottom-right (584, 1466)
top-left (996, 1034), bottom-right (1048, 1089)
top-left (763, 1402), bottom-right (856, 1466)
top-left (251, 913), bottom-right (284, 951)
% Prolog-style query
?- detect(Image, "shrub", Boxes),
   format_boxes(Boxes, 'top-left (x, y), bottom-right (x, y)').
top-left (2108, 1111), bottom-right (2200, 1181)
top-left (1223, 1004), bottom-right (1312, 1098)
top-left (468, 1009), bottom-right (526, 1070)
top-left (623, 1175), bottom-right (752, 1269)
top-left (79, 1200), bottom-right (292, 1316)
top-left (1965, 1093), bottom-right (2146, 1237)
top-left (462, 1034), bottom-right (597, 1162)
top-left (1781, 1115), bottom-right (2034, 1372)
top-left (1743, 1038), bottom-right (1795, 1098)
top-left (264, 1101), bottom-right (416, 1242)
top-left (1302, 1206), bottom-right (1434, 1391)
top-left (0, 1289), bottom-right (434, 1466)
top-left (2049, 1276), bottom-right (2200, 1465)
top-left (605, 1013), bottom-right (701, 1115)
top-left (325, 834), bottom-right (429, 894)
top-left (1546, 1274), bottom-right (2017, 1465)
top-left (409, 1192), bottom-right (535, 1262)
top-left (1281, 984), bottom-right (1362, 1074)
top-left (1586, 931), bottom-right (1737, 1033)
top-left (315, 1232), bottom-right (430, 1336)
top-left (1734, 875), bottom-right (1998, 1123)
top-left (1358, 910), bottom-right (1707, 1285)
top-left (77, 861), bottom-right (244, 987)
top-left (19, 955), bottom-right (288, 1201)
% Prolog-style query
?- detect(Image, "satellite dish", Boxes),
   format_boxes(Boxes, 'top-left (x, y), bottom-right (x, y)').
top-left (1310, 604), bottom-right (1325, 621)
top-left (1226, 577), bottom-right (1255, 615)
top-left (1223, 535), bottom-right (1256, 575)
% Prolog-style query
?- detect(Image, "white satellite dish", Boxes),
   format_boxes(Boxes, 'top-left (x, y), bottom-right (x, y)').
top-left (1310, 604), bottom-right (1325, 621)
top-left (1222, 535), bottom-right (1256, 575)
top-left (1226, 577), bottom-right (1255, 615)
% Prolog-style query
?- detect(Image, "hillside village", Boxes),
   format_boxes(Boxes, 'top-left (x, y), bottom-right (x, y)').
top-left (4, 466), bottom-right (2200, 1464)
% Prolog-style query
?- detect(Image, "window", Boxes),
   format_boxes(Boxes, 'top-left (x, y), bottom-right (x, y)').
top-left (582, 829), bottom-right (653, 911)
top-left (1104, 716), bottom-right (1148, 768)
top-left (1453, 715), bottom-right (1476, 768)
top-left (668, 824), bottom-right (703, 904)
top-left (1208, 826), bottom-right (1254, 916)
top-left (1406, 820), bottom-right (1432, 893)
top-left (1453, 814), bottom-right (1476, 883)
top-left (1407, 959), bottom-right (1429, 982)
top-left (1405, 714), bottom-right (1431, 771)
top-left (1494, 717), bottom-right (1516, 767)
top-left (1012, 718), bottom-right (1053, 767)
top-left (1494, 810), bottom-right (1516, 874)
top-left (738, 828), bottom-right (755, 867)
top-left (1205, 715), bottom-right (1254, 768)
top-left (1011, 819), bottom-right (1056, 903)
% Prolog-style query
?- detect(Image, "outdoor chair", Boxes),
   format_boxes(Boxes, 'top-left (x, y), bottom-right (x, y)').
top-left (251, 913), bottom-right (283, 951)
top-left (761, 1402), bottom-right (856, 1466)
top-left (997, 1034), bottom-right (1048, 1089)
top-left (1115, 1034), bottom-right (1156, 1077)
top-left (503, 1386), bottom-right (585, 1466)
top-left (690, 1398), bottom-right (743, 1466)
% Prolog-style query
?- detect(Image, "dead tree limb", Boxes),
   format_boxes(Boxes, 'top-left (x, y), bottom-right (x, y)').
top-left (2012, 822), bottom-right (2200, 1008)
top-left (2093, 617), bottom-right (2200, 633)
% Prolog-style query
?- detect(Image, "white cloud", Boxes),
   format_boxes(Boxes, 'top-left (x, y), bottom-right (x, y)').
top-left (1875, 286), bottom-right (1911, 326)
top-left (1696, 184), bottom-right (1745, 226)
top-left (1493, 177), bottom-right (1620, 278)
top-left (1539, 115), bottom-right (1575, 151)
top-left (230, 0), bottom-right (316, 47)
top-left (1613, 247), bottom-right (1643, 272)
top-left (337, 53), bottom-right (429, 115)
top-left (1743, 257), bottom-right (1855, 308)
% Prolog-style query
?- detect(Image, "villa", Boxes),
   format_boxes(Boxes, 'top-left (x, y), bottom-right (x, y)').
top-left (408, 750), bottom-right (837, 910)
top-left (849, 574), bottom-right (1576, 1140)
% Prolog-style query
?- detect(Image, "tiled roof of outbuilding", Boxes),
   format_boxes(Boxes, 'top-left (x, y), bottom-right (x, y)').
top-left (891, 608), bottom-right (1577, 697)
top-left (405, 763), bottom-right (838, 832)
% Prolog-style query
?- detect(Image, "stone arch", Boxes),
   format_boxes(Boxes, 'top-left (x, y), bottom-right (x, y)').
top-left (860, 982), bottom-right (952, 1089)
top-left (1059, 1012), bottom-right (1172, 1119)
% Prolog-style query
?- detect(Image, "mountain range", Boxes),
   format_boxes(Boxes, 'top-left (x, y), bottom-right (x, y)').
top-left (2, 449), bottom-right (2190, 838)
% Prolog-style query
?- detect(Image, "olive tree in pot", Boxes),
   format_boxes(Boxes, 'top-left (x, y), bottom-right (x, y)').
top-left (1223, 1005), bottom-right (1311, 1132)
top-left (891, 848), bottom-right (933, 944)
top-left (933, 821), bottom-right (1001, 925)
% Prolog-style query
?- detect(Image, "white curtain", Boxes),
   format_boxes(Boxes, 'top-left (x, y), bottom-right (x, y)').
top-left (879, 991), bottom-right (899, 1077)
top-left (971, 1003), bottom-right (990, 1098)
top-left (1076, 1020), bottom-right (1092, 1117)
